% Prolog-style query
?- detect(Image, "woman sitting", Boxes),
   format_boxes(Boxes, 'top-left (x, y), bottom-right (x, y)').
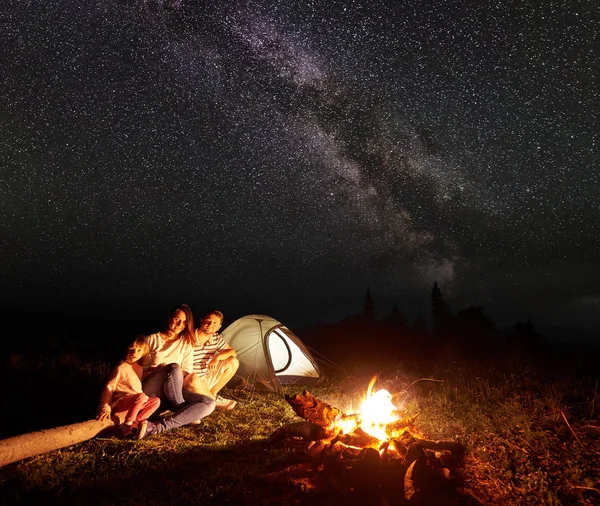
top-left (140, 304), bottom-right (215, 437)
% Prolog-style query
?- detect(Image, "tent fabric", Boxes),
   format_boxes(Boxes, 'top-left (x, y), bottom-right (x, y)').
top-left (221, 314), bottom-right (321, 392)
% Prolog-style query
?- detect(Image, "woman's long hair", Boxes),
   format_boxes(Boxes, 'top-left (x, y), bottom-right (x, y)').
top-left (167, 303), bottom-right (195, 345)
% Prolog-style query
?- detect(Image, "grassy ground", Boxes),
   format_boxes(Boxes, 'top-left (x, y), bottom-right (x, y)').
top-left (1, 351), bottom-right (599, 505)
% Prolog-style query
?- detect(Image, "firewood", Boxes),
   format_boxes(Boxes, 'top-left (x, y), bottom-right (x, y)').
top-left (410, 437), bottom-right (466, 457)
top-left (327, 440), bottom-right (364, 459)
top-left (306, 440), bottom-right (327, 459)
top-left (269, 421), bottom-right (333, 442)
top-left (385, 413), bottom-right (420, 436)
top-left (323, 454), bottom-right (353, 498)
top-left (348, 448), bottom-right (384, 504)
top-left (332, 427), bottom-right (379, 448)
top-left (406, 442), bottom-right (427, 464)
top-left (284, 390), bottom-right (342, 427)
top-left (390, 432), bottom-right (416, 460)
top-left (395, 429), bottom-right (418, 446)
top-left (282, 389), bottom-right (465, 503)
top-left (404, 456), bottom-right (428, 501)
top-left (338, 412), bottom-right (360, 423)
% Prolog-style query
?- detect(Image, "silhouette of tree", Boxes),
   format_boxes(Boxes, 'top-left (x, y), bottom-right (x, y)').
top-left (455, 306), bottom-right (496, 333)
top-left (508, 316), bottom-right (543, 354)
top-left (412, 314), bottom-right (429, 337)
top-left (514, 317), bottom-right (541, 338)
top-left (362, 287), bottom-right (376, 321)
top-left (430, 282), bottom-right (452, 340)
top-left (454, 306), bottom-right (498, 357)
top-left (383, 305), bottom-right (407, 329)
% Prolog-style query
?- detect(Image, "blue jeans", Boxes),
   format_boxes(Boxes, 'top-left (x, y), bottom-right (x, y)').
top-left (142, 363), bottom-right (216, 435)
top-left (142, 363), bottom-right (186, 409)
top-left (149, 395), bottom-right (215, 435)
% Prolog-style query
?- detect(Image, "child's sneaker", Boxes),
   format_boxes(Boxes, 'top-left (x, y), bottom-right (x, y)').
top-left (136, 420), bottom-right (150, 439)
top-left (215, 396), bottom-right (237, 411)
top-left (119, 424), bottom-right (134, 438)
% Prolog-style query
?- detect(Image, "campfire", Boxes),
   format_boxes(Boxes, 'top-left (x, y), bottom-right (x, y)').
top-left (272, 379), bottom-right (466, 504)
top-left (333, 377), bottom-right (407, 440)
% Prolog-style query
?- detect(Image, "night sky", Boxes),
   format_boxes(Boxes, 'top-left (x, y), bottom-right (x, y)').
top-left (2, 1), bottom-right (599, 330)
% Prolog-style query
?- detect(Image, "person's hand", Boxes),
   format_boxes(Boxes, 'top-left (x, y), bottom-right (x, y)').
top-left (208, 357), bottom-right (220, 371)
top-left (97, 407), bottom-right (111, 421)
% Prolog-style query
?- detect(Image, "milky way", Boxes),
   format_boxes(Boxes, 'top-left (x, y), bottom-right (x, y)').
top-left (1, 0), bottom-right (599, 328)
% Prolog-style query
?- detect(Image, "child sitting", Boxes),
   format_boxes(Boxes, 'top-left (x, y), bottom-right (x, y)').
top-left (97, 335), bottom-right (160, 438)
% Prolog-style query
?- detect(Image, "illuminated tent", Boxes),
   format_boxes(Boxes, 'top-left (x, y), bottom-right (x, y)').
top-left (221, 314), bottom-right (321, 392)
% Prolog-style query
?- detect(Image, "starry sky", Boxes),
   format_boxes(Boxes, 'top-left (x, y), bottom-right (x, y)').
top-left (1, 0), bottom-right (599, 330)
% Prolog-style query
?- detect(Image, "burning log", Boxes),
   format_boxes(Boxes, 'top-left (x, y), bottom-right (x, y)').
top-left (332, 427), bottom-right (379, 448)
top-left (404, 455), bottom-right (453, 503)
top-left (404, 456), bottom-right (429, 501)
top-left (348, 447), bottom-right (383, 503)
top-left (284, 390), bottom-right (342, 427)
top-left (328, 440), bottom-right (365, 460)
top-left (306, 440), bottom-right (327, 459)
top-left (279, 385), bottom-right (468, 504)
top-left (385, 413), bottom-right (420, 437)
top-left (269, 421), bottom-right (333, 442)
top-left (410, 436), bottom-right (466, 456)
top-left (392, 432), bottom-right (427, 464)
top-left (323, 453), bottom-right (353, 499)
top-left (305, 439), bottom-right (366, 462)
top-left (322, 444), bottom-right (391, 504)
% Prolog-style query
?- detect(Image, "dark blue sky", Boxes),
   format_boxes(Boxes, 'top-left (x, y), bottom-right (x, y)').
top-left (1, 1), bottom-right (599, 330)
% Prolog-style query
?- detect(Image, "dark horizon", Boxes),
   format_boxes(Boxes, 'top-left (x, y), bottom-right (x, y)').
top-left (3, 285), bottom-right (600, 345)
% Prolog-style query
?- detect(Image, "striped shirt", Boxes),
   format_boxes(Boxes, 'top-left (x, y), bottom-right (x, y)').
top-left (192, 331), bottom-right (228, 376)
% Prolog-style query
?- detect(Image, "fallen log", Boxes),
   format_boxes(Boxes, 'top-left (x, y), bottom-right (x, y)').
top-left (0, 418), bottom-right (117, 468)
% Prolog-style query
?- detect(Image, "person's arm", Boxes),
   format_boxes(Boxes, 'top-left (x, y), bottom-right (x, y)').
top-left (181, 342), bottom-right (194, 377)
top-left (144, 333), bottom-right (159, 369)
top-left (208, 338), bottom-right (237, 371)
top-left (213, 346), bottom-right (237, 361)
top-left (96, 367), bottom-right (120, 420)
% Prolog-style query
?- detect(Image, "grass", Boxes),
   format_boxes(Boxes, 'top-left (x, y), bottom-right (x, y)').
top-left (1, 350), bottom-right (600, 505)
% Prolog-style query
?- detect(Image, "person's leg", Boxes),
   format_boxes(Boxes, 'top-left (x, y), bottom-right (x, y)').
top-left (207, 357), bottom-right (239, 396)
top-left (145, 396), bottom-right (216, 436)
top-left (110, 394), bottom-right (146, 437)
top-left (111, 395), bottom-right (138, 425)
top-left (161, 363), bottom-right (186, 409)
top-left (142, 363), bottom-right (186, 409)
top-left (183, 372), bottom-right (215, 399)
top-left (136, 396), bottom-right (161, 422)
top-left (142, 366), bottom-right (169, 400)
top-left (122, 393), bottom-right (148, 425)
top-left (182, 388), bottom-right (212, 404)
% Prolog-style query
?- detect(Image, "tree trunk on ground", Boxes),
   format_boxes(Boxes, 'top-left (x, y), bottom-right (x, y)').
top-left (0, 418), bottom-right (117, 468)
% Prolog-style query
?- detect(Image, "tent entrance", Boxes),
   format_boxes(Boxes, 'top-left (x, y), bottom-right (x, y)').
top-left (266, 327), bottom-right (319, 385)
top-left (222, 314), bottom-right (322, 392)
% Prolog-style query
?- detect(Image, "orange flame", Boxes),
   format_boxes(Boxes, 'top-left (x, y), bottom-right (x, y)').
top-left (336, 376), bottom-right (402, 441)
